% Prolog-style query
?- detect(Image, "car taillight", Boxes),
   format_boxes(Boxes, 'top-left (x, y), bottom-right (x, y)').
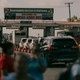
top-left (47, 46), bottom-right (57, 50)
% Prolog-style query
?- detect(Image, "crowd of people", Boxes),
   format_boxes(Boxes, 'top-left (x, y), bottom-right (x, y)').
top-left (0, 41), bottom-right (80, 80)
top-left (0, 42), bottom-right (47, 80)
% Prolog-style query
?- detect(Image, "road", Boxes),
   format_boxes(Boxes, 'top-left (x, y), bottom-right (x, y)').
top-left (44, 64), bottom-right (67, 80)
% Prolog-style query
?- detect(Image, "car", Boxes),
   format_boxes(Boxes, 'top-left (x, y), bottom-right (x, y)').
top-left (23, 38), bottom-right (39, 49)
top-left (19, 38), bottom-right (27, 48)
top-left (38, 37), bottom-right (44, 46)
top-left (41, 36), bottom-right (79, 65)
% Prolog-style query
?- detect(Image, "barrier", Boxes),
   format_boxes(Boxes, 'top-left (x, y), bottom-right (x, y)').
top-left (14, 46), bottom-right (31, 53)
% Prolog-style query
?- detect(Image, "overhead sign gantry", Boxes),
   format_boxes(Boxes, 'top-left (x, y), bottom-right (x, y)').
top-left (4, 8), bottom-right (54, 37)
top-left (4, 8), bottom-right (54, 20)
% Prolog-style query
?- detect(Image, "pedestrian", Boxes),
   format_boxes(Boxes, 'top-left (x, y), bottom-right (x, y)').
top-left (4, 53), bottom-right (33, 80)
top-left (27, 45), bottom-right (47, 80)
top-left (39, 37), bottom-right (44, 46)
top-left (0, 47), bottom-right (3, 57)
top-left (59, 60), bottom-right (80, 80)
top-left (0, 46), bottom-right (4, 80)
top-left (70, 60), bottom-right (80, 80)
top-left (1, 42), bottom-right (14, 76)
top-left (58, 67), bottom-right (71, 80)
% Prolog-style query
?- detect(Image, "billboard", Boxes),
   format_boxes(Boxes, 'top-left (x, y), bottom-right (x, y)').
top-left (4, 8), bottom-right (54, 20)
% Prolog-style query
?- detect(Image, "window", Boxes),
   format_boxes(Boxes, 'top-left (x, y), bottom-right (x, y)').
top-left (53, 38), bottom-right (76, 46)
top-left (22, 39), bottom-right (27, 43)
top-left (28, 39), bottom-right (32, 43)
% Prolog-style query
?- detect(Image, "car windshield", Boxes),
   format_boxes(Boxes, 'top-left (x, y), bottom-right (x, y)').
top-left (28, 39), bottom-right (32, 43)
top-left (53, 38), bottom-right (77, 46)
top-left (22, 39), bottom-right (27, 43)
top-left (34, 40), bottom-right (38, 43)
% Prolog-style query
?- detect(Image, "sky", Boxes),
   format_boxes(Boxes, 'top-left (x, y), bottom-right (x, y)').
top-left (0, 0), bottom-right (80, 21)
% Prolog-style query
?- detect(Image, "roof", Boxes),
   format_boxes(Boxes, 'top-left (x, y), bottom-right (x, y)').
top-left (0, 21), bottom-right (80, 25)
top-left (54, 21), bottom-right (80, 25)
top-left (45, 36), bottom-right (74, 39)
top-left (0, 21), bottom-right (80, 27)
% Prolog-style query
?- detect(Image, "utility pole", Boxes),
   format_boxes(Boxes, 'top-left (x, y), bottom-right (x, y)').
top-left (65, 2), bottom-right (73, 21)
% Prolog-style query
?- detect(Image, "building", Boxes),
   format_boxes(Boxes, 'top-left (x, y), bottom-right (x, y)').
top-left (0, 21), bottom-right (80, 44)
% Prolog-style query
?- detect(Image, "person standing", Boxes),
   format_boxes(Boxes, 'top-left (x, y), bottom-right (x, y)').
top-left (0, 47), bottom-right (3, 80)
top-left (1, 42), bottom-right (14, 76)
top-left (70, 61), bottom-right (80, 80)
top-left (27, 45), bottom-right (47, 80)
top-left (4, 53), bottom-right (33, 80)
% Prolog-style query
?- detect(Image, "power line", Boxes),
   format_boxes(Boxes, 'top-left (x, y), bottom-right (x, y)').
top-left (65, 2), bottom-right (73, 21)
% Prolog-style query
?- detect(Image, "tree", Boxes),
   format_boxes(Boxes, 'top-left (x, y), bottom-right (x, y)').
top-left (67, 16), bottom-right (80, 22)
top-left (78, 18), bottom-right (80, 22)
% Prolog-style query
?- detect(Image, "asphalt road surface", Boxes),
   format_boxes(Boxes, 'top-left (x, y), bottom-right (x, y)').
top-left (44, 64), bottom-right (67, 80)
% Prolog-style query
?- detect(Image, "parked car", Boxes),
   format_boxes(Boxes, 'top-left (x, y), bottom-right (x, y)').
top-left (19, 38), bottom-right (27, 48)
top-left (38, 37), bottom-right (44, 46)
top-left (41, 36), bottom-right (79, 65)
top-left (23, 38), bottom-right (39, 49)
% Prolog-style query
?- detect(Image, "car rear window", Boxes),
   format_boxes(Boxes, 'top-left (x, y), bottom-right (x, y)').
top-left (22, 39), bottom-right (27, 43)
top-left (53, 38), bottom-right (77, 46)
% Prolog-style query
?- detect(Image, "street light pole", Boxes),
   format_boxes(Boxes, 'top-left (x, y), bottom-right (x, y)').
top-left (65, 2), bottom-right (73, 21)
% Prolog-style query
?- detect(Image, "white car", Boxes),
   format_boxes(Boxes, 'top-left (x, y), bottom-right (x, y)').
top-left (19, 38), bottom-right (27, 48)
top-left (23, 38), bottom-right (38, 49)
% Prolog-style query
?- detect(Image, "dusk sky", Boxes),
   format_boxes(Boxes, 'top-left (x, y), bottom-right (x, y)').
top-left (0, 0), bottom-right (80, 21)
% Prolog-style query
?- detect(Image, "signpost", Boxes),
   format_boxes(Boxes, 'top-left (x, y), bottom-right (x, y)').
top-left (4, 8), bottom-right (54, 20)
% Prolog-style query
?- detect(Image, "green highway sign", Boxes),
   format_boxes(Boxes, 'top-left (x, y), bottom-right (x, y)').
top-left (4, 8), bottom-right (54, 20)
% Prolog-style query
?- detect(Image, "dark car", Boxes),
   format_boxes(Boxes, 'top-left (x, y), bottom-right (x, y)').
top-left (41, 36), bottom-right (79, 65)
